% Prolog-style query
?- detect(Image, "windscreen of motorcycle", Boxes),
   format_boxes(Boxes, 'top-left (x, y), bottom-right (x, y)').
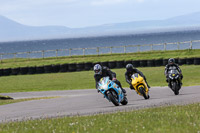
top-left (168, 66), bottom-right (178, 73)
top-left (169, 69), bottom-right (179, 79)
top-left (98, 77), bottom-right (110, 90)
top-left (169, 69), bottom-right (178, 75)
top-left (131, 73), bottom-right (139, 80)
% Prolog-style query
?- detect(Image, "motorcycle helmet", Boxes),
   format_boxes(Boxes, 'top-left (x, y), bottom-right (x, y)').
top-left (94, 64), bottom-right (102, 75)
top-left (168, 58), bottom-right (175, 64)
top-left (126, 64), bottom-right (134, 72)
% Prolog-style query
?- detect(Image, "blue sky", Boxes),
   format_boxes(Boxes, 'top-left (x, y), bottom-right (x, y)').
top-left (0, 0), bottom-right (200, 28)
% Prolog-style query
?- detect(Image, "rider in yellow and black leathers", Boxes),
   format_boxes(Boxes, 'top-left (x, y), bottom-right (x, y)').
top-left (125, 64), bottom-right (150, 90)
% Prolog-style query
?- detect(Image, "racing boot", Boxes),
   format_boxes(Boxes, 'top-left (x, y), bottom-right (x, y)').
top-left (144, 79), bottom-right (151, 89)
top-left (179, 79), bottom-right (183, 87)
top-left (121, 88), bottom-right (127, 96)
top-left (147, 84), bottom-right (151, 89)
top-left (146, 82), bottom-right (151, 89)
top-left (130, 85), bottom-right (135, 90)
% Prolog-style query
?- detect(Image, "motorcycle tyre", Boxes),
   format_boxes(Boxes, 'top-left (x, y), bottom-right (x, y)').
top-left (108, 91), bottom-right (119, 106)
top-left (173, 82), bottom-right (179, 95)
top-left (121, 96), bottom-right (128, 105)
top-left (139, 87), bottom-right (149, 99)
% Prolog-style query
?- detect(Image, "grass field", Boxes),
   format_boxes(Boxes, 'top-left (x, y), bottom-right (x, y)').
top-left (0, 49), bottom-right (200, 69)
top-left (0, 65), bottom-right (199, 93)
top-left (0, 103), bottom-right (200, 133)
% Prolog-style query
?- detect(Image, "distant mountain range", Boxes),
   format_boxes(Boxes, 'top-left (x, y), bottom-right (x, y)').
top-left (1, 12), bottom-right (200, 42)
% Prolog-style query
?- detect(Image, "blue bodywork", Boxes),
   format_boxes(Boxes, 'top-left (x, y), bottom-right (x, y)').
top-left (98, 77), bottom-right (124, 103)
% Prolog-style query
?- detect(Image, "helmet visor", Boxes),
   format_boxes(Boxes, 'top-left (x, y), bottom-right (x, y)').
top-left (127, 68), bottom-right (133, 72)
top-left (95, 69), bottom-right (102, 74)
top-left (95, 70), bottom-right (100, 73)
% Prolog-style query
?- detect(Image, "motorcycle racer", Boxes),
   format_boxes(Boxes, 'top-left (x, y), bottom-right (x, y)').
top-left (94, 64), bottom-right (126, 94)
top-left (165, 58), bottom-right (183, 86)
top-left (125, 64), bottom-right (150, 90)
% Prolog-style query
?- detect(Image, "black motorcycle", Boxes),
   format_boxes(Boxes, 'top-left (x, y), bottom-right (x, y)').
top-left (168, 69), bottom-right (182, 95)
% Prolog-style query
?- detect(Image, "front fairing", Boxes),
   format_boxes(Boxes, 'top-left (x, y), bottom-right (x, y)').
top-left (98, 77), bottom-right (124, 103)
top-left (168, 70), bottom-right (179, 80)
top-left (131, 73), bottom-right (149, 96)
top-left (131, 73), bottom-right (147, 88)
top-left (98, 77), bottom-right (110, 94)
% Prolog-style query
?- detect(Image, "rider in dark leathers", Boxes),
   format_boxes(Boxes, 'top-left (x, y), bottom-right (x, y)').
top-left (93, 64), bottom-right (126, 94)
top-left (165, 58), bottom-right (183, 86)
top-left (125, 64), bottom-right (150, 90)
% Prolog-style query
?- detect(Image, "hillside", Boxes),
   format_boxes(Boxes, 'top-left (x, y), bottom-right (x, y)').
top-left (1, 12), bottom-right (200, 42)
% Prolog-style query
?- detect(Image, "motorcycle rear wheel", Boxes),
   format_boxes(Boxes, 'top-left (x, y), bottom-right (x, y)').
top-left (121, 96), bottom-right (128, 105)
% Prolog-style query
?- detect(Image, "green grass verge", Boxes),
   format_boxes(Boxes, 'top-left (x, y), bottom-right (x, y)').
top-left (0, 65), bottom-right (199, 93)
top-left (1, 103), bottom-right (200, 132)
top-left (0, 97), bottom-right (59, 106)
top-left (0, 49), bottom-right (200, 69)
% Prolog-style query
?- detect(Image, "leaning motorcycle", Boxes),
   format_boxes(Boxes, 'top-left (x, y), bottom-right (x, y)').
top-left (168, 69), bottom-right (182, 95)
top-left (131, 73), bottom-right (150, 99)
top-left (98, 77), bottom-right (128, 106)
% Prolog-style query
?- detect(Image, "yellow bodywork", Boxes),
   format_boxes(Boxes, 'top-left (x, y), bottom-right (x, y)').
top-left (131, 73), bottom-right (149, 96)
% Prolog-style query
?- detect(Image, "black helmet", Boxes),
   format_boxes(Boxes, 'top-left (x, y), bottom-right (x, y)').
top-left (126, 64), bottom-right (134, 72)
top-left (93, 64), bottom-right (102, 74)
top-left (168, 58), bottom-right (175, 64)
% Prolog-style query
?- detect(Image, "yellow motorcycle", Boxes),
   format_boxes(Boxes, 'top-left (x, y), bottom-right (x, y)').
top-left (131, 73), bottom-right (150, 99)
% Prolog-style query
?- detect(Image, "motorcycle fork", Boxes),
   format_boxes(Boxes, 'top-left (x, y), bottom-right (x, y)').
top-left (168, 80), bottom-right (172, 89)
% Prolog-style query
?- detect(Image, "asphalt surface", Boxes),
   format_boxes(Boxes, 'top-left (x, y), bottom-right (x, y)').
top-left (0, 86), bottom-right (200, 123)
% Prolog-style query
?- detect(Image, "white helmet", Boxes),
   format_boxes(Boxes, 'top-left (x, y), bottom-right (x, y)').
top-left (93, 64), bottom-right (102, 75)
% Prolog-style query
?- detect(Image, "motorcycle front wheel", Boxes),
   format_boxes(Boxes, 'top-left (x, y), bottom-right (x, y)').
top-left (139, 87), bottom-right (149, 99)
top-left (107, 91), bottom-right (119, 106)
top-left (172, 82), bottom-right (179, 95)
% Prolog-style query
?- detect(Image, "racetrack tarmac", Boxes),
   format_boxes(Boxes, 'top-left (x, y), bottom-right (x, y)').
top-left (0, 86), bottom-right (200, 123)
